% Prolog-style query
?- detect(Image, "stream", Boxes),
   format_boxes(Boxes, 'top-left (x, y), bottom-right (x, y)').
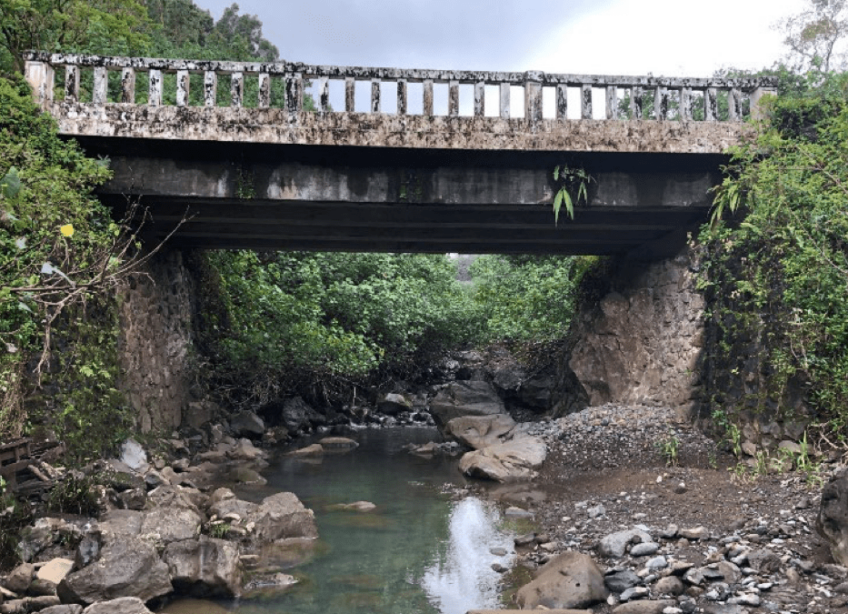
top-left (164, 427), bottom-right (516, 614)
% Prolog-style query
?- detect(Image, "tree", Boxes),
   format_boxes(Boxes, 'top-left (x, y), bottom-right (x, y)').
top-left (779, 0), bottom-right (848, 73)
top-left (0, 0), bottom-right (152, 74)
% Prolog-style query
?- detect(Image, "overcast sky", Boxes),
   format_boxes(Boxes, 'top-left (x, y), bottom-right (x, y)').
top-left (195, 0), bottom-right (807, 76)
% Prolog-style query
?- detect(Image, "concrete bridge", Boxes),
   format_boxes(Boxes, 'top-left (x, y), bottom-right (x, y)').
top-left (24, 53), bottom-right (776, 256)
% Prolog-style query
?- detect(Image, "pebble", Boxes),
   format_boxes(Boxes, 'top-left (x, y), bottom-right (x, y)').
top-left (631, 542), bottom-right (660, 557)
top-left (646, 556), bottom-right (668, 570)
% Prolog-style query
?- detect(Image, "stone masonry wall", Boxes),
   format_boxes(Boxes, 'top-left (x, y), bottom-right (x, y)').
top-left (564, 248), bottom-right (705, 419)
top-left (118, 248), bottom-right (196, 433)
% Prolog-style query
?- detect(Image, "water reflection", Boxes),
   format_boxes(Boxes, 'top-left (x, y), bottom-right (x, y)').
top-left (421, 497), bottom-right (513, 614)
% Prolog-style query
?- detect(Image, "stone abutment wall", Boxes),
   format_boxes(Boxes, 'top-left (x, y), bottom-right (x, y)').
top-left (118, 248), bottom-right (197, 433)
top-left (558, 248), bottom-right (706, 420)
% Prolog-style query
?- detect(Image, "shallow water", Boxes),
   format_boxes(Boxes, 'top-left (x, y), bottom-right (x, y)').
top-left (165, 427), bottom-right (514, 614)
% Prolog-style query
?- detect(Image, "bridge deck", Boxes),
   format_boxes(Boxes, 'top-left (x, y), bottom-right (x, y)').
top-left (24, 53), bottom-right (776, 256)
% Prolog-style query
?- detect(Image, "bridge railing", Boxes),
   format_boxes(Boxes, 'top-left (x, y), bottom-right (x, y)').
top-left (24, 52), bottom-right (778, 123)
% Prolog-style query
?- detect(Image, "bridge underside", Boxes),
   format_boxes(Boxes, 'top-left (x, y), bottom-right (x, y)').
top-left (79, 138), bottom-right (724, 257)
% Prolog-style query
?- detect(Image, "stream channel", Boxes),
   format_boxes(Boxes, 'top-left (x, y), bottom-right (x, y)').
top-left (164, 427), bottom-right (517, 614)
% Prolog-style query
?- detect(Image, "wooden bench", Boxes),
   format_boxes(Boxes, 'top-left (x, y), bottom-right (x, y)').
top-left (0, 438), bottom-right (33, 490)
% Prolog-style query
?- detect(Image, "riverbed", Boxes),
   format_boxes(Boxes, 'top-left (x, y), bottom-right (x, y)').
top-left (164, 427), bottom-right (516, 614)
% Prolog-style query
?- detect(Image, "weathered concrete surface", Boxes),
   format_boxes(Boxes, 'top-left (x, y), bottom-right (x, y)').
top-left (52, 103), bottom-right (749, 154)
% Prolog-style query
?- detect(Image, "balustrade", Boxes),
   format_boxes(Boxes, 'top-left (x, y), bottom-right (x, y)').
top-left (23, 52), bottom-right (778, 123)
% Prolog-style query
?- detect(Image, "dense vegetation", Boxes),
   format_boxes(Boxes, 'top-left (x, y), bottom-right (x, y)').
top-left (701, 67), bottom-right (848, 444)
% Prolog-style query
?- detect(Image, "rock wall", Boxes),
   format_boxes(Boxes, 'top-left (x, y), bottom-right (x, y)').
top-left (562, 249), bottom-right (705, 419)
top-left (118, 249), bottom-right (196, 433)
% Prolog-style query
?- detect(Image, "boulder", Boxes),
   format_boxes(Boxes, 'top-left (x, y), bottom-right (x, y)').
top-left (228, 438), bottom-right (265, 461)
top-left (818, 473), bottom-right (848, 566)
top-left (3, 596), bottom-right (60, 611)
top-left (515, 551), bottom-right (609, 609)
top-left (4, 563), bottom-right (34, 594)
top-left (377, 393), bottom-right (412, 415)
top-left (57, 537), bottom-right (172, 605)
top-left (119, 440), bottom-right (148, 473)
top-left (37, 559), bottom-right (74, 586)
top-left (229, 411), bottom-right (265, 438)
top-left (82, 597), bottom-right (153, 614)
top-left (280, 397), bottom-right (325, 432)
top-left (429, 381), bottom-right (505, 426)
top-left (598, 529), bottom-right (654, 558)
top-left (162, 537), bottom-right (241, 597)
top-left (139, 505), bottom-right (202, 545)
top-left (248, 493), bottom-right (318, 543)
top-left (445, 414), bottom-right (516, 450)
top-left (40, 606), bottom-right (84, 614)
top-left (519, 374), bottom-right (554, 410)
top-left (458, 437), bottom-right (547, 482)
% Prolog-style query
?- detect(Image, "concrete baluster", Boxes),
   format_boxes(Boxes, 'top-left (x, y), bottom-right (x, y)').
top-left (203, 71), bottom-right (217, 107)
top-left (524, 71), bottom-right (543, 122)
top-left (121, 68), bottom-right (135, 104)
top-left (371, 78), bottom-right (381, 113)
top-left (345, 77), bottom-right (355, 112)
top-left (92, 67), bottom-right (108, 105)
top-left (750, 87), bottom-right (777, 121)
top-left (176, 70), bottom-right (190, 107)
top-left (728, 88), bottom-right (741, 121)
top-left (423, 80), bottom-right (434, 116)
top-left (231, 72), bottom-right (244, 108)
top-left (474, 81), bottom-right (485, 117)
top-left (705, 88), bottom-right (717, 121)
top-left (655, 86), bottom-right (668, 120)
top-left (581, 84), bottom-right (592, 119)
top-left (499, 82), bottom-right (510, 119)
top-left (320, 77), bottom-right (331, 112)
top-left (556, 83), bottom-right (567, 121)
top-left (397, 79), bottom-right (407, 116)
top-left (286, 73), bottom-right (303, 114)
top-left (149, 69), bottom-right (163, 106)
top-left (258, 73), bottom-right (271, 108)
top-left (680, 88), bottom-right (692, 121)
top-left (65, 65), bottom-right (80, 102)
top-left (448, 80), bottom-right (459, 117)
top-left (630, 86), bottom-right (642, 120)
top-left (24, 61), bottom-right (55, 110)
top-left (606, 86), bottom-right (617, 119)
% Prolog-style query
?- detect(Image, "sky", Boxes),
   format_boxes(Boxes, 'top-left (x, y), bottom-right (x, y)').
top-left (195, 0), bottom-right (809, 76)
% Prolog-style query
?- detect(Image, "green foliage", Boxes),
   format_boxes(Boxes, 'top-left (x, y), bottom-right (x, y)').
top-left (656, 429), bottom-right (680, 466)
top-left (701, 70), bottom-right (848, 443)
top-left (469, 255), bottom-right (595, 343)
top-left (552, 166), bottom-right (593, 223)
top-left (194, 251), bottom-right (480, 405)
top-left (0, 488), bottom-right (32, 567)
top-left (46, 471), bottom-right (99, 516)
top-left (0, 0), bottom-right (153, 74)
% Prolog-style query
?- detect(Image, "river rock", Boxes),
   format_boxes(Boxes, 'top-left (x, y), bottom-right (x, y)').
top-left (329, 501), bottom-right (376, 512)
top-left (458, 437), bottom-right (547, 482)
top-left (818, 472), bottom-right (848, 566)
top-left (163, 537), bottom-right (241, 597)
top-left (40, 606), bottom-right (83, 614)
top-left (317, 437), bottom-right (359, 450)
top-left (611, 600), bottom-right (678, 614)
top-left (605, 570), bottom-right (641, 593)
top-left (598, 529), bottom-right (654, 558)
top-left (515, 551), bottom-right (609, 609)
top-left (37, 559), bottom-right (74, 586)
top-left (120, 439), bottom-right (148, 473)
top-left (377, 393), bottom-right (412, 414)
top-left (228, 438), bottom-right (265, 461)
top-left (81, 597), bottom-right (153, 613)
top-left (445, 414), bottom-right (516, 450)
top-left (229, 411), bottom-right (265, 438)
top-left (429, 381), bottom-right (505, 426)
top-left (280, 397), bottom-right (325, 432)
top-left (57, 537), bottom-right (172, 605)
top-left (285, 444), bottom-right (323, 457)
top-left (139, 505), bottom-right (202, 545)
top-left (4, 563), bottom-right (34, 594)
top-left (2, 596), bottom-right (61, 611)
top-left (248, 492), bottom-right (318, 543)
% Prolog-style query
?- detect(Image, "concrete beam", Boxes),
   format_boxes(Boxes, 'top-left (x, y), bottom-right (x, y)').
top-left (54, 103), bottom-right (748, 154)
